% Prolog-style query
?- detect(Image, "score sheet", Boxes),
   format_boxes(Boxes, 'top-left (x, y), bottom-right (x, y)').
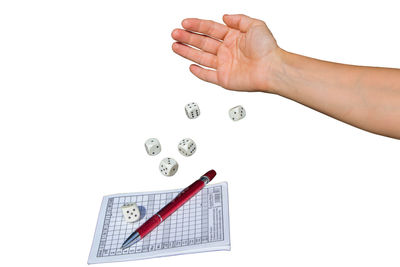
top-left (88, 182), bottom-right (230, 263)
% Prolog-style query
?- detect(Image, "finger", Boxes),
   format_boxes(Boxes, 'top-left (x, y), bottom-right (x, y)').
top-left (172, 42), bottom-right (217, 69)
top-left (189, 64), bottom-right (218, 85)
top-left (223, 14), bottom-right (263, 32)
top-left (171, 29), bottom-right (221, 55)
top-left (181, 18), bottom-right (229, 40)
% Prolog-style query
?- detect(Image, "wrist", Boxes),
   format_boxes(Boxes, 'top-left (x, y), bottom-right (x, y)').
top-left (262, 47), bottom-right (292, 95)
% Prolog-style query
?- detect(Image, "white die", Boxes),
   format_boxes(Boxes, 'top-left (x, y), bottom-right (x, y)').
top-left (144, 138), bottom-right (161, 156)
top-left (178, 138), bottom-right (196, 157)
top-left (229, 105), bottom-right (246, 121)
top-left (121, 203), bottom-right (140, 223)
top-left (184, 102), bottom-right (200, 119)
top-left (159, 157), bottom-right (179, 176)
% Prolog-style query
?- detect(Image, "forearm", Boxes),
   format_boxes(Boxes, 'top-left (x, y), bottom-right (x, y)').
top-left (269, 49), bottom-right (400, 139)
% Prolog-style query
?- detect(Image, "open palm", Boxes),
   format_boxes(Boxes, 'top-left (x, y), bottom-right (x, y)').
top-left (172, 14), bottom-right (279, 92)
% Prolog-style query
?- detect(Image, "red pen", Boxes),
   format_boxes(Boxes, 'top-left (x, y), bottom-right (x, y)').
top-left (121, 170), bottom-right (217, 249)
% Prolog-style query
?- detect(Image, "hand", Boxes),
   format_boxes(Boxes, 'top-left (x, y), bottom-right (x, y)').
top-left (171, 14), bottom-right (280, 92)
top-left (174, 15), bottom-right (400, 138)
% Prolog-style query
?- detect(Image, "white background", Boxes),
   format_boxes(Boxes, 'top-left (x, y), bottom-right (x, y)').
top-left (0, 0), bottom-right (399, 266)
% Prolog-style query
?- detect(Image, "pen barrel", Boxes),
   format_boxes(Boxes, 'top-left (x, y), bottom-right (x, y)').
top-left (136, 214), bottom-right (162, 238)
top-left (158, 180), bottom-right (205, 219)
top-left (133, 170), bottom-right (216, 241)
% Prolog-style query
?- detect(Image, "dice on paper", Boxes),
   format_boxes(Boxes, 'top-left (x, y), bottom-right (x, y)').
top-left (185, 102), bottom-right (200, 119)
top-left (159, 157), bottom-right (178, 176)
top-left (229, 105), bottom-right (246, 121)
top-left (144, 138), bottom-right (161, 156)
top-left (178, 138), bottom-right (196, 157)
top-left (121, 203), bottom-right (140, 223)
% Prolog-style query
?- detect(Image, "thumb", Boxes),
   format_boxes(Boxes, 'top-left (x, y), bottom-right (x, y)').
top-left (223, 14), bottom-right (263, 32)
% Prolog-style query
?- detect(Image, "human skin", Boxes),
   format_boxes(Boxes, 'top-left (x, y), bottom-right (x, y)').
top-left (171, 14), bottom-right (400, 139)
